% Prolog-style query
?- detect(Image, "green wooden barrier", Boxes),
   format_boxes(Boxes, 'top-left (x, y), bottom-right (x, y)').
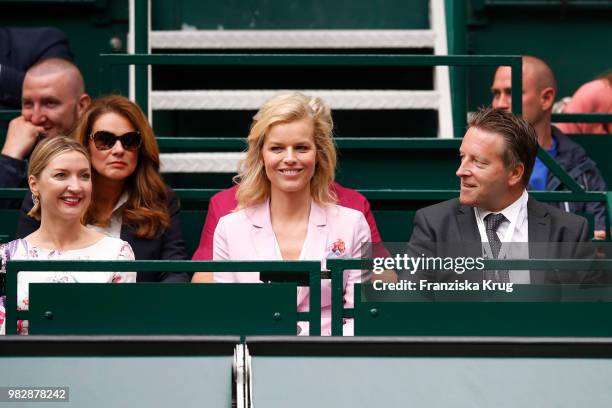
top-left (27, 283), bottom-right (297, 335)
top-left (328, 258), bottom-right (612, 337)
top-left (353, 283), bottom-right (612, 337)
top-left (4, 260), bottom-right (322, 336)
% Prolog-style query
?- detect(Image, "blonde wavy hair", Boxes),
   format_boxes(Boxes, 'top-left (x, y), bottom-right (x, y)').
top-left (27, 136), bottom-right (91, 220)
top-left (235, 91), bottom-right (337, 209)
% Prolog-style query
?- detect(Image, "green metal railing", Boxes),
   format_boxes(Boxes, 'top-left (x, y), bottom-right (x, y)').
top-left (4, 260), bottom-right (322, 336)
top-left (445, 0), bottom-right (468, 139)
top-left (552, 114), bottom-right (612, 123)
top-left (0, 187), bottom-right (607, 203)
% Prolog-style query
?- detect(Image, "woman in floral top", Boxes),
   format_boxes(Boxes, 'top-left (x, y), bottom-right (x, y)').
top-left (0, 136), bottom-right (135, 335)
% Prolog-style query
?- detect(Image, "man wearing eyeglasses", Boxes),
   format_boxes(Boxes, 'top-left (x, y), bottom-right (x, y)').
top-left (0, 58), bottom-right (91, 190)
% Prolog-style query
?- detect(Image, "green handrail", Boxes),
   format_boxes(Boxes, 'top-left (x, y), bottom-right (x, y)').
top-left (445, 0), bottom-right (468, 138)
top-left (0, 187), bottom-right (607, 202)
top-left (134, 0), bottom-right (148, 116)
top-left (552, 113), bottom-right (612, 123)
top-left (4, 260), bottom-right (321, 336)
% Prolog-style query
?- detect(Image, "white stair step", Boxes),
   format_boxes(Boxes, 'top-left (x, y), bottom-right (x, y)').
top-left (151, 90), bottom-right (440, 110)
top-left (160, 152), bottom-right (243, 173)
top-left (150, 29), bottom-right (435, 49)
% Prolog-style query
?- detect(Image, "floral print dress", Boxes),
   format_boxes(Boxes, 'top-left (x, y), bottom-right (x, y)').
top-left (0, 236), bottom-right (135, 334)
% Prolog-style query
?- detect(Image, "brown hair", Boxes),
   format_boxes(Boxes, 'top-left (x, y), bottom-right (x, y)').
top-left (469, 107), bottom-right (538, 186)
top-left (27, 136), bottom-right (90, 220)
top-left (235, 91), bottom-right (337, 209)
top-left (71, 95), bottom-right (170, 239)
top-left (599, 71), bottom-right (612, 85)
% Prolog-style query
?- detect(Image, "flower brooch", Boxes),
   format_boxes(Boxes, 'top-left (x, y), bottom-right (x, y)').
top-left (330, 239), bottom-right (346, 257)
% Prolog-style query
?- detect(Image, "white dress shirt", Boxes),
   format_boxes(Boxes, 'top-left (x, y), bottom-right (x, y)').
top-left (474, 189), bottom-right (530, 283)
top-left (89, 191), bottom-right (129, 238)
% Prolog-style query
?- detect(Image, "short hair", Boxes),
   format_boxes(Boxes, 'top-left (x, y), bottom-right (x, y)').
top-left (468, 107), bottom-right (538, 187)
top-left (71, 95), bottom-right (170, 239)
top-left (235, 91), bottom-right (337, 209)
top-left (26, 58), bottom-right (85, 97)
top-left (28, 136), bottom-right (90, 220)
top-left (523, 55), bottom-right (557, 93)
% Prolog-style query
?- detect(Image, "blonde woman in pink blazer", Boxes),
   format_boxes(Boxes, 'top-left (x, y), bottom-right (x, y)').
top-left (192, 92), bottom-right (370, 336)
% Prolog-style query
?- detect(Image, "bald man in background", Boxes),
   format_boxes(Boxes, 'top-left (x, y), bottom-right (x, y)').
top-left (491, 56), bottom-right (607, 239)
top-left (0, 58), bottom-right (91, 188)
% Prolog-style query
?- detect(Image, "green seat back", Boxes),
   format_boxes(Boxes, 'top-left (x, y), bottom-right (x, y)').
top-left (353, 283), bottom-right (612, 336)
top-left (28, 283), bottom-right (297, 335)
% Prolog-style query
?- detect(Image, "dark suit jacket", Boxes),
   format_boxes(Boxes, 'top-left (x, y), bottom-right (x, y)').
top-left (408, 197), bottom-right (598, 284)
top-left (15, 188), bottom-right (190, 283)
top-left (0, 27), bottom-right (73, 108)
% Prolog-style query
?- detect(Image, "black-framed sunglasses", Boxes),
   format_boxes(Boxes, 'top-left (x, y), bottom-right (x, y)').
top-left (90, 130), bottom-right (142, 151)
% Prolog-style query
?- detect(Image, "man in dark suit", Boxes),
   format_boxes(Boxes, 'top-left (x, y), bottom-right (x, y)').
top-left (409, 107), bottom-right (596, 284)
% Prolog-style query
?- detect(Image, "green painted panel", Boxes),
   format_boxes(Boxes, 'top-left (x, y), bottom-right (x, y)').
top-left (372, 210), bottom-right (416, 242)
top-left (0, 209), bottom-right (18, 244)
top-left (180, 210), bottom-right (206, 256)
top-left (354, 283), bottom-right (612, 336)
top-left (28, 283), bottom-right (297, 335)
top-left (336, 148), bottom-right (459, 189)
top-left (153, 0), bottom-right (429, 30)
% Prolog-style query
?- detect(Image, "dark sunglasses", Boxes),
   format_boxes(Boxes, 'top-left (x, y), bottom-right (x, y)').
top-left (90, 130), bottom-right (142, 151)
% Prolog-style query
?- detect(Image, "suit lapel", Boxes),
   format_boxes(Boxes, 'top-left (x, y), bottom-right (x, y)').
top-left (455, 204), bottom-right (485, 281)
top-left (527, 198), bottom-right (551, 247)
top-left (247, 201), bottom-right (279, 260)
top-left (527, 198), bottom-right (551, 284)
top-left (456, 204), bottom-right (481, 242)
top-left (297, 202), bottom-right (328, 306)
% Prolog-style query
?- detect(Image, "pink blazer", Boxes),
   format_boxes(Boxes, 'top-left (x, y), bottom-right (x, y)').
top-left (213, 200), bottom-right (371, 336)
top-left (192, 182), bottom-right (381, 260)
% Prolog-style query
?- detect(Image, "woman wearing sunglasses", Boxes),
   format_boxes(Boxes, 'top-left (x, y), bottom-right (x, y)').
top-left (15, 95), bottom-right (189, 282)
